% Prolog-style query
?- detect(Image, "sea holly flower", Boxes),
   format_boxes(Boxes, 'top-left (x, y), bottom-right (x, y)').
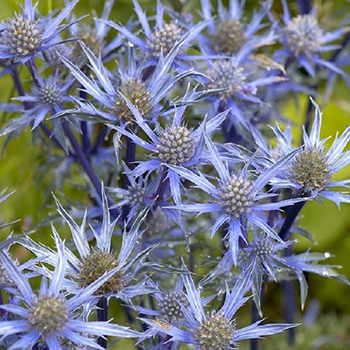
top-left (0, 73), bottom-right (73, 136)
top-left (136, 275), bottom-right (216, 348)
top-left (135, 278), bottom-right (189, 323)
top-left (68, 0), bottom-right (122, 61)
top-left (202, 233), bottom-right (350, 313)
top-left (0, 0), bottom-right (80, 64)
top-left (267, 99), bottom-right (350, 206)
top-left (205, 56), bottom-right (284, 103)
top-left (110, 97), bottom-right (229, 205)
top-left (275, 0), bottom-right (348, 77)
top-left (202, 45), bottom-right (286, 127)
top-left (201, 228), bottom-right (294, 277)
top-left (199, 0), bottom-right (273, 55)
top-left (58, 39), bottom-right (197, 125)
top-left (109, 164), bottom-right (147, 204)
top-left (107, 162), bottom-right (159, 222)
top-left (42, 36), bottom-right (73, 67)
top-left (168, 133), bottom-right (305, 264)
top-left (242, 234), bottom-right (295, 279)
top-left (0, 239), bottom-right (141, 349)
top-left (141, 262), bottom-right (296, 349)
top-left (107, 162), bottom-right (184, 235)
top-left (99, 0), bottom-right (210, 63)
top-left (145, 206), bottom-right (170, 237)
top-left (133, 204), bottom-right (191, 266)
top-left (204, 233), bottom-right (296, 315)
top-left (19, 188), bottom-right (156, 303)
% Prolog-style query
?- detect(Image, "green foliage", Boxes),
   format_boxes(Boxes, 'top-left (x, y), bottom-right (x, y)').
top-left (263, 313), bottom-right (350, 350)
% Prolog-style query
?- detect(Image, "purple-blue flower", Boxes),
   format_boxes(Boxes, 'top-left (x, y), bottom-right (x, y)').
top-left (0, 0), bottom-right (80, 64)
top-left (0, 238), bottom-right (141, 349)
top-left (201, 43), bottom-right (286, 127)
top-left (58, 39), bottom-right (197, 125)
top-left (141, 262), bottom-right (297, 349)
top-left (0, 73), bottom-right (73, 135)
top-left (168, 133), bottom-right (304, 264)
top-left (264, 100), bottom-right (350, 206)
top-left (99, 0), bottom-right (209, 64)
top-left (202, 232), bottom-right (350, 313)
top-left (110, 97), bottom-right (229, 205)
top-left (274, 0), bottom-right (348, 77)
top-left (199, 0), bottom-right (273, 55)
top-left (19, 188), bottom-right (156, 303)
top-left (68, 0), bottom-right (121, 61)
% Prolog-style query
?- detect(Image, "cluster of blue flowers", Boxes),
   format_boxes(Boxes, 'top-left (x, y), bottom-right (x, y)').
top-left (0, 0), bottom-right (349, 349)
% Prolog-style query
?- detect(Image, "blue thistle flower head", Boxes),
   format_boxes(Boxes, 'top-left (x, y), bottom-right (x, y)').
top-left (98, 0), bottom-right (210, 64)
top-left (201, 44), bottom-right (287, 126)
top-left (58, 40), bottom-right (197, 125)
top-left (207, 59), bottom-right (247, 100)
top-left (42, 37), bottom-right (73, 66)
top-left (168, 133), bottom-right (305, 264)
top-left (141, 262), bottom-right (297, 349)
top-left (0, 0), bottom-right (80, 64)
top-left (199, 0), bottom-right (273, 55)
top-left (276, 0), bottom-right (348, 77)
top-left (68, 0), bottom-right (122, 60)
top-left (135, 277), bottom-right (189, 324)
top-left (0, 73), bottom-right (73, 135)
top-left (107, 162), bottom-right (157, 222)
top-left (205, 45), bottom-right (285, 101)
top-left (145, 206), bottom-right (169, 236)
top-left (19, 187), bottom-right (156, 303)
top-left (284, 14), bottom-right (323, 58)
top-left (112, 168), bottom-right (147, 206)
top-left (202, 229), bottom-right (349, 314)
top-left (265, 99), bottom-right (350, 207)
top-left (0, 237), bottom-right (141, 348)
top-left (111, 93), bottom-right (229, 204)
top-left (243, 233), bottom-right (295, 277)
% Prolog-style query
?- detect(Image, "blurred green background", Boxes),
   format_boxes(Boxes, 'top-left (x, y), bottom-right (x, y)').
top-left (0, 0), bottom-right (349, 348)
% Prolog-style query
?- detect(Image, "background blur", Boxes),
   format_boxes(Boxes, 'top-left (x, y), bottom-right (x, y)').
top-left (0, 0), bottom-right (349, 348)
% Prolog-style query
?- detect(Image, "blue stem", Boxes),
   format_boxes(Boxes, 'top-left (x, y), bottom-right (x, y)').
top-left (81, 120), bottom-right (90, 152)
top-left (61, 120), bottom-right (120, 219)
top-left (79, 68), bottom-right (91, 152)
top-left (279, 200), bottom-right (306, 241)
top-left (23, 60), bottom-right (120, 220)
top-left (296, 0), bottom-right (311, 14)
top-left (91, 126), bottom-right (108, 154)
top-left (278, 193), bottom-right (305, 344)
top-left (97, 297), bottom-right (108, 348)
top-left (283, 275), bottom-right (297, 344)
top-left (250, 301), bottom-right (260, 350)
